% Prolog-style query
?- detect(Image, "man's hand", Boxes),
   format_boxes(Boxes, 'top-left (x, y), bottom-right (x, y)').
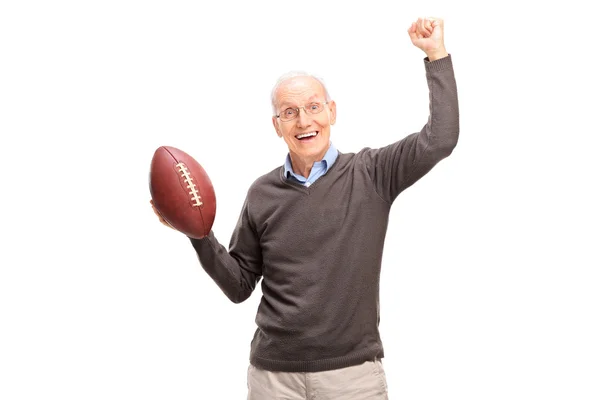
top-left (150, 199), bottom-right (175, 230)
top-left (408, 17), bottom-right (448, 61)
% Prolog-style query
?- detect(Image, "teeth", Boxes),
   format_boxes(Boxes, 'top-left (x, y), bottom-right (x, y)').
top-left (296, 131), bottom-right (317, 139)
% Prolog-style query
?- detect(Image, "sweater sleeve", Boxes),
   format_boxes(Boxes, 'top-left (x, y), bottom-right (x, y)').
top-left (188, 196), bottom-right (263, 304)
top-left (363, 54), bottom-right (460, 204)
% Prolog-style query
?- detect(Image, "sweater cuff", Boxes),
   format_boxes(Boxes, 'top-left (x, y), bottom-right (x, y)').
top-left (188, 230), bottom-right (215, 246)
top-left (424, 53), bottom-right (453, 73)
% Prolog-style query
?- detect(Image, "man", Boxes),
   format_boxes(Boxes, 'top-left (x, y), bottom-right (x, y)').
top-left (152, 16), bottom-right (458, 399)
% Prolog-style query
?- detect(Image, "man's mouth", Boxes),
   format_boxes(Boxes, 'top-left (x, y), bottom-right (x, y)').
top-left (295, 131), bottom-right (318, 140)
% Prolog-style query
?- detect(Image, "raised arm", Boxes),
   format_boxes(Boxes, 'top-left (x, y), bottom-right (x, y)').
top-left (364, 17), bottom-right (459, 203)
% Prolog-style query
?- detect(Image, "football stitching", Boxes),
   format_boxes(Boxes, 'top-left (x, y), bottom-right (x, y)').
top-left (176, 162), bottom-right (203, 207)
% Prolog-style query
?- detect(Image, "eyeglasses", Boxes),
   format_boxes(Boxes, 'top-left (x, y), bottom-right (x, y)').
top-left (275, 101), bottom-right (328, 122)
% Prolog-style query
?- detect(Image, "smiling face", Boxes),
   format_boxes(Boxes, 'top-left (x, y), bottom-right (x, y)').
top-left (271, 76), bottom-right (336, 167)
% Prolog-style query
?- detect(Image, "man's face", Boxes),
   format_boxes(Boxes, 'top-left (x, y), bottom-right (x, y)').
top-left (272, 76), bottom-right (336, 162)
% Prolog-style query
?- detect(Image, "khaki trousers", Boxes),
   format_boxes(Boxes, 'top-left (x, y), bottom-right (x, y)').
top-left (247, 359), bottom-right (389, 399)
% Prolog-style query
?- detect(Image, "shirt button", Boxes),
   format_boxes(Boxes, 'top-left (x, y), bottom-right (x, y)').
top-left (305, 182), bottom-right (311, 187)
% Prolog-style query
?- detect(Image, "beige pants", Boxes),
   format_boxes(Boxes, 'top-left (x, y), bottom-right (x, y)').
top-left (247, 359), bottom-right (389, 399)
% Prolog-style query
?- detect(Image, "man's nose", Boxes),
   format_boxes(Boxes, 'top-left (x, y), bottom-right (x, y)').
top-left (296, 108), bottom-right (311, 127)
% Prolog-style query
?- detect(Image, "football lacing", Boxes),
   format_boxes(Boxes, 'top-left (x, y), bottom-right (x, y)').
top-left (176, 162), bottom-right (203, 207)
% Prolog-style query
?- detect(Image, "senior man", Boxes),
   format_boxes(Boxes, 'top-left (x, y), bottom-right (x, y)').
top-left (152, 16), bottom-right (459, 399)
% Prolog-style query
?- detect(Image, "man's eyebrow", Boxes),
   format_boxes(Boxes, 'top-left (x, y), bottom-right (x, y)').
top-left (279, 96), bottom-right (322, 108)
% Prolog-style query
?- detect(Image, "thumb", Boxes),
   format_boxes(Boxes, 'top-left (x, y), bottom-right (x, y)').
top-left (429, 18), bottom-right (444, 35)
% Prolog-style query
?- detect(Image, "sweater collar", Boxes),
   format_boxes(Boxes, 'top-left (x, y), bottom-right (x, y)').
top-left (283, 142), bottom-right (338, 179)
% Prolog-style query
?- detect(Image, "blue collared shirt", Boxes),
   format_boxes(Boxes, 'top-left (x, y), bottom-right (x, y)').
top-left (284, 142), bottom-right (339, 187)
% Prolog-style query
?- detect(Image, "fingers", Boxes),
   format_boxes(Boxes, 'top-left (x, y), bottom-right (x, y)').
top-left (418, 17), bottom-right (432, 38)
top-left (407, 21), bottom-right (424, 41)
top-left (407, 22), bottom-right (418, 41)
top-left (408, 19), bottom-right (427, 40)
top-left (150, 199), bottom-right (175, 229)
top-left (409, 17), bottom-right (442, 39)
top-left (420, 17), bottom-right (431, 36)
top-left (150, 199), bottom-right (160, 217)
top-left (428, 17), bottom-right (444, 29)
top-left (427, 17), bottom-right (444, 37)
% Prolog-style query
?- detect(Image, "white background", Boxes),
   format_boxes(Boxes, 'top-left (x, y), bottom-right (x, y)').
top-left (1, 1), bottom-right (599, 399)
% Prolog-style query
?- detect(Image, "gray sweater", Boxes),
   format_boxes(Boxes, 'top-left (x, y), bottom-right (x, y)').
top-left (189, 55), bottom-right (459, 373)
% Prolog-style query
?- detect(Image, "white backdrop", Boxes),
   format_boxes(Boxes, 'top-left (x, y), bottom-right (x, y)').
top-left (1, 1), bottom-right (599, 399)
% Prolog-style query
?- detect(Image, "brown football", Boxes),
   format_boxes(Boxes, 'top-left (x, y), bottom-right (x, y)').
top-left (149, 146), bottom-right (216, 239)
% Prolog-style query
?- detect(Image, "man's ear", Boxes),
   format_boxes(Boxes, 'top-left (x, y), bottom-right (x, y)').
top-left (272, 116), bottom-right (282, 137)
top-left (328, 100), bottom-right (337, 125)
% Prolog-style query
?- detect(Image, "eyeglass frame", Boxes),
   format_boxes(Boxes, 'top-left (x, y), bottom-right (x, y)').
top-left (275, 101), bottom-right (329, 122)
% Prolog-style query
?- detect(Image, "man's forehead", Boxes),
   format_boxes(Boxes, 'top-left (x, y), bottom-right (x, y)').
top-left (275, 76), bottom-right (325, 101)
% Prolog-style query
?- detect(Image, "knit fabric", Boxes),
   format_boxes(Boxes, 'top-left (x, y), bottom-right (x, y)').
top-left (189, 55), bottom-right (459, 372)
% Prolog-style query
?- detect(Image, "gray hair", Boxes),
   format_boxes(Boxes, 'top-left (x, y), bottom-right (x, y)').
top-left (270, 70), bottom-right (332, 116)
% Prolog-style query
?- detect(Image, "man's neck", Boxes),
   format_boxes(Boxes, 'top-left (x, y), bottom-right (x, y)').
top-left (290, 150), bottom-right (327, 178)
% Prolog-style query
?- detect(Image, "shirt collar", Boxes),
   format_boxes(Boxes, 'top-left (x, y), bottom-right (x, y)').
top-left (284, 142), bottom-right (338, 178)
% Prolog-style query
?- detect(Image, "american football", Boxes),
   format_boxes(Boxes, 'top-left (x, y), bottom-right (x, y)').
top-left (149, 146), bottom-right (216, 239)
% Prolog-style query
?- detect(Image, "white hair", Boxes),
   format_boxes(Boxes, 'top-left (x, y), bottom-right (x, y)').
top-left (270, 70), bottom-right (332, 116)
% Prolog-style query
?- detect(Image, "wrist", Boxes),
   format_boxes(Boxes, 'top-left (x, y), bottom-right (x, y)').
top-left (426, 49), bottom-right (449, 62)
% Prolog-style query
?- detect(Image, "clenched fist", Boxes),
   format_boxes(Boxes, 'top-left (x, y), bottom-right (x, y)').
top-left (408, 17), bottom-right (448, 61)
